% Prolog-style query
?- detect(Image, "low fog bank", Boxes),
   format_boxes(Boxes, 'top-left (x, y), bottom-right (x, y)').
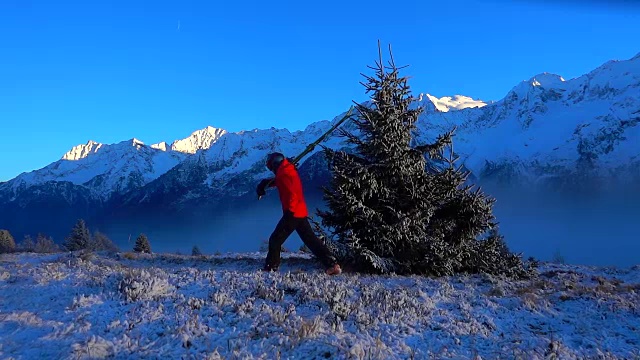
top-left (104, 184), bottom-right (639, 268)
top-left (104, 192), bottom-right (327, 256)
top-left (222, 185), bottom-right (639, 268)
top-left (484, 184), bottom-right (640, 268)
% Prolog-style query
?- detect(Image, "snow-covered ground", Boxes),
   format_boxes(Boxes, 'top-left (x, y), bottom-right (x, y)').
top-left (1, 251), bottom-right (639, 359)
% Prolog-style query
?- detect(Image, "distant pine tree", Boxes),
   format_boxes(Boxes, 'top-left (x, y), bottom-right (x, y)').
top-left (191, 246), bottom-right (202, 256)
top-left (318, 43), bottom-right (535, 278)
top-left (0, 229), bottom-right (16, 253)
top-left (19, 235), bottom-right (35, 252)
top-left (260, 239), bottom-right (288, 253)
top-left (133, 234), bottom-right (152, 254)
top-left (299, 244), bottom-right (311, 254)
top-left (63, 219), bottom-right (91, 251)
top-left (259, 239), bottom-right (269, 252)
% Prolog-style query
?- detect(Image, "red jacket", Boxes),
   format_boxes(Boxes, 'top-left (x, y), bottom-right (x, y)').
top-left (270, 159), bottom-right (308, 218)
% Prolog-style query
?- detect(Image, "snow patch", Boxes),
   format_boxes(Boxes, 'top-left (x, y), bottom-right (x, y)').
top-left (508, 72), bottom-right (566, 98)
top-left (424, 94), bottom-right (487, 112)
top-left (151, 142), bottom-right (168, 151)
top-left (529, 72), bottom-right (566, 88)
top-left (131, 138), bottom-right (144, 147)
top-left (62, 140), bottom-right (103, 161)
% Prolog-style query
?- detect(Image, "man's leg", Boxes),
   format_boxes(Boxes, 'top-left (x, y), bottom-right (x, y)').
top-left (264, 214), bottom-right (298, 271)
top-left (295, 217), bottom-right (338, 269)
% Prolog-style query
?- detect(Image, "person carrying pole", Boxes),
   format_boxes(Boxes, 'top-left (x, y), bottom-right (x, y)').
top-left (256, 107), bottom-right (354, 275)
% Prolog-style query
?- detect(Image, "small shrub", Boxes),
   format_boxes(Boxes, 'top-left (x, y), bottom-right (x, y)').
top-left (90, 231), bottom-right (119, 252)
top-left (254, 283), bottom-right (285, 302)
top-left (187, 297), bottom-right (205, 310)
top-left (551, 250), bottom-right (566, 264)
top-left (34, 234), bottom-right (60, 253)
top-left (79, 250), bottom-right (94, 262)
top-left (0, 229), bottom-right (16, 253)
top-left (192, 246), bottom-right (202, 256)
top-left (297, 316), bottom-right (323, 339)
top-left (118, 268), bottom-right (173, 302)
top-left (210, 291), bottom-right (233, 307)
top-left (71, 335), bottom-right (115, 359)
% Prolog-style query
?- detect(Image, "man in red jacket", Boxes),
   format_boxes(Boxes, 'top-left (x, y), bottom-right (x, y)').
top-left (257, 152), bottom-right (342, 275)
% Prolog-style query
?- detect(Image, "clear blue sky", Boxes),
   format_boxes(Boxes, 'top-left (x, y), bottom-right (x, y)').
top-left (1, 0), bottom-right (639, 182)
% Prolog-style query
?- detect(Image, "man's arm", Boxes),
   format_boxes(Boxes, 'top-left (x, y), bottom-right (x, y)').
top-left (257, 178), bottom-right (275, 198)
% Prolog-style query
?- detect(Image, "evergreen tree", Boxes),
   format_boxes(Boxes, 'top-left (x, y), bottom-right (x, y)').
top-left (0, 229), bottom-right (16, 253)
top-left (133, 234), bottom-right (152, 254)
top-left (63, 219), bottom-right (91, 251)
top-left (191, 245), bottom-right (202, 256)
top-left (318, 44), bottom-right (535, 278)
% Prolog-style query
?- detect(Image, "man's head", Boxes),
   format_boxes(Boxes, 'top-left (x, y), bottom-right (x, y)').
top-left (266, 152), bottom-right (285, 173)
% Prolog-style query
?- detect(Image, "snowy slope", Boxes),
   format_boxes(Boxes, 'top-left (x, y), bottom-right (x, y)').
top-left (0, 252), bottom-right (638, 359)
top-left (201, 121), bottom-right (346, 187)
top-left (120, 118), bottom-right (349, 207)
top-left (62, 140), bottom-right (104, 161)
top-left (170, 126), bottom-right (227, 154)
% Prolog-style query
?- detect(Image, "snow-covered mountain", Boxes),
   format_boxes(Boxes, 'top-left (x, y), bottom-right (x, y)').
top-left (170, 126), bottom-right (227, 154)
top-left (112, 120), bottom-right (346, 210)
top-left (1, 52), bottom-right (639, 241)
top-left (0, 126), bottom-right (231, 201)
top-left (412, 53), bottom-right (640, 189)
top-left (1, 139), bottom-right (187, 201)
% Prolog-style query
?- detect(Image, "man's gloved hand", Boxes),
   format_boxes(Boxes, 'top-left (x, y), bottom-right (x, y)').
top-left (287, 158), bottom-right (298, 170)
top-left (256, 178), bottom-right (273, 198)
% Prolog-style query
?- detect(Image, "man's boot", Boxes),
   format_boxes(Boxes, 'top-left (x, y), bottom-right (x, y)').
top-left (325, 263), bottom-right (342, 275)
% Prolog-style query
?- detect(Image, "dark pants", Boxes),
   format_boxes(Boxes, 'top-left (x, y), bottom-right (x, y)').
top-left (264, 213), bottom-right (337, 271)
